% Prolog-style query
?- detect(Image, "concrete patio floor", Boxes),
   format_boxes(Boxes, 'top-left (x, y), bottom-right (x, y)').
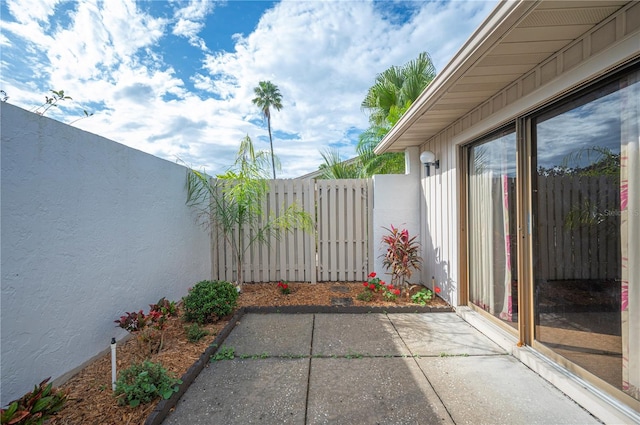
top-left (162, 312), bottom-right (601, 424)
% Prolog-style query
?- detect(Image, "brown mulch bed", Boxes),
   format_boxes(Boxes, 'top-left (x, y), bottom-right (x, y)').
top-left (48, 282), bottom-right (448, 425)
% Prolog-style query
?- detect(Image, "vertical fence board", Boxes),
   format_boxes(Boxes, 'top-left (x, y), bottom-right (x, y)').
top-left (211, 178), bottom-right (372, 284)
top-left (354, 181), bottom-right (363, 279)
top-left (306, 179), bottom-right (317, 284)
top-left (346, 182), bottom-right (355, 281)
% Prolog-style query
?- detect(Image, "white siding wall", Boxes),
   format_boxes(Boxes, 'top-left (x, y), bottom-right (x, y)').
top-left (420, 132), bottom-right (459, 304)
top-left (1, 104), bottom-right (211, 404)
top-left (419, 2), bottom-right (640, 307)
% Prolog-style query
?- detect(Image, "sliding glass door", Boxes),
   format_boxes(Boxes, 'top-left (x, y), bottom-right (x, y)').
top-left (464, 66), bottom-right (639, 404)
top-left (532, 69), bottom-right (639, 397)
top-left (467, 128), bottom-right (518, 328)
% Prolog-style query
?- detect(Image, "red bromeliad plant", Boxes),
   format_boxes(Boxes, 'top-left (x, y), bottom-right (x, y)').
top-left (381, 225), bottom-right (422, 290)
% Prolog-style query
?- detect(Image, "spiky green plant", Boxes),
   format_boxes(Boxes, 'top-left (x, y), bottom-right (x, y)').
top-left (186, 136), bottom-right (312, 288)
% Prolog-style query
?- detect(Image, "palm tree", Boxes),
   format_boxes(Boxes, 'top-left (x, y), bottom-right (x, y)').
top-left (358, 52), bottom-right (436, 175)
top-left (252, 81), bottom-right (283, 179)
top-left (317, 147), bottom-right (363, 179)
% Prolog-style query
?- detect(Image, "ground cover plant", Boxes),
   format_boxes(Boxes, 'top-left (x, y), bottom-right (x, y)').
top-left (113, 361), bottom-right (181, 408)
top-left (185, 323), bottom-right (209, 343)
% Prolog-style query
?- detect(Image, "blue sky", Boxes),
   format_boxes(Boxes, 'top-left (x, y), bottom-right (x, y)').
top-left (1, 0), bottom-right (498, 177)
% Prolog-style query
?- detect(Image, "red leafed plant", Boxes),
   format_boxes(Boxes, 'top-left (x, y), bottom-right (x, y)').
top-left (381, 225), bottom-right (422, 290)
top-left (0, 377), bottom-right (67, 425)
top-left (277, 281), bottom-right (291, 295)
top-left (115, 310), bottom-right (147, 332)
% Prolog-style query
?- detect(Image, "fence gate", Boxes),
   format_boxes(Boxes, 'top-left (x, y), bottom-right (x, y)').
top-left (210, 178), bottom-right (373, 284)
top-left (315, 179), bottom-right (373, 282)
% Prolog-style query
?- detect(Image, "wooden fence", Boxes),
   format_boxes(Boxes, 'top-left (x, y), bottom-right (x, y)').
top-left (211, 178), bottom-right (373, 284)
top-left (536, 174), bottom-right (620, 281)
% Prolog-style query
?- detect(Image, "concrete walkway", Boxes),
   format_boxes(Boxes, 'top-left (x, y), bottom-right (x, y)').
top-left (162, 313), bottom-right (601, 424)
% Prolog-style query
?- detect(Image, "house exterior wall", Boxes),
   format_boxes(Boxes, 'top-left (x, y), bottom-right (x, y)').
top-left (420, 135), bottom-right (459, 304)
top-left (0, 103), bottom-right (211, 405)
top-left (420, 1), bottom-right (640, 307)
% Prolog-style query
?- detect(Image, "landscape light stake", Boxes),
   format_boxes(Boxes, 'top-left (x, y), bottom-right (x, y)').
top-left (111, 337), bottom-right (117, 391)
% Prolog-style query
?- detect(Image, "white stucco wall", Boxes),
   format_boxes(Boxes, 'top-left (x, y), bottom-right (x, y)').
top-left (0, 103), bottom-right (211, 405)
top-left (372, 147), bottom-right (423, 285)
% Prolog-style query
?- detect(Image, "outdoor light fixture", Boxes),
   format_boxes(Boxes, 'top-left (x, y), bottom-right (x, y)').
top-left (420, 150), bottom-right (440, 176)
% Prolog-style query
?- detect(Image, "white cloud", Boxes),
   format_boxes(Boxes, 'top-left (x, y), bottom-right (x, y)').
top-left (5, 0), bottom-right (62, 24)
top-left (197, 0), bottom-right (497, 175)
top-left (172, 0), bottom-right (216, 49)
top-left (1, 0), bottom-right (498, 177)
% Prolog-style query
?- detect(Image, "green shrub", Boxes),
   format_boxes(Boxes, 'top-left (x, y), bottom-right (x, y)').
top-left (0, 378), bottom-right (67, 425)
top-left (114, 360), bottom-right (181, 407)
top-left (186, 323), bottom-right (209, 343)
top-left (182, 280), bottom-right (238, 324)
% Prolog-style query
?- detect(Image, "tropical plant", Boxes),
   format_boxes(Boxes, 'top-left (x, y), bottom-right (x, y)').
top-left (361, 52), bottom-right (435, 127)
top-left (357, 52), bottom-right (436, 176)
top-left (317, 147), bottom-right (363, 179)
top-left (252, 81), bottom-right (283, 179)
top-left (114, 360), bottom-right (181, 407)
top-left (186, 135), bottom-right (313, 288)
top-left (0, 378), bottom-right (67, 425)
top-left (380, 225), bottom-right (422, 289)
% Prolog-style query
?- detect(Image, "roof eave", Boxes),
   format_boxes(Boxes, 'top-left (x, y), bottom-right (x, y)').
top-left (375, 0), bottom-right (538, 154)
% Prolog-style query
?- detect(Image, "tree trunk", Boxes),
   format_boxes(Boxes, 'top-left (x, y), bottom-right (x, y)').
top-left (267, 117), bottom-right (276, 179)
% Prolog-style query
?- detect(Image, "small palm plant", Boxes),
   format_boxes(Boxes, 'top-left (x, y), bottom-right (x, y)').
top-left (186, 135), bottom-right (312, 290)
top-left (381, 225), bottom-right (422, 291)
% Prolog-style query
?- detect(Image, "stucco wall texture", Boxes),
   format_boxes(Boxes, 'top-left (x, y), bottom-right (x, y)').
top-left (0, 103), bottom-right (211, 405)
top-left (371, 147), bottom-right (422, 285)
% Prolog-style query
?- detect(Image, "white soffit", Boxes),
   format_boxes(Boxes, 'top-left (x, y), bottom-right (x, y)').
top-left (375, 0), bottom-right (630, 153)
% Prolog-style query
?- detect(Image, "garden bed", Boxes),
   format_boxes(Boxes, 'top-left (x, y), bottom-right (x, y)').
top-left (47, 282), bottom-right (450, 425)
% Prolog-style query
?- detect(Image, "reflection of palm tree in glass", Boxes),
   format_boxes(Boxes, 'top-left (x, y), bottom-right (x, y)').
top-left (471, 146), bottom-right (489, 174)
top-left (550, 146), bottom-right (621, 231)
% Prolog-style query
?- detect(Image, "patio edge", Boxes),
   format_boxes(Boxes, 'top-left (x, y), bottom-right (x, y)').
top-left (144, 307), bottom-right (247, 425)
top-left (143, 303), bottom-right (454, 425)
